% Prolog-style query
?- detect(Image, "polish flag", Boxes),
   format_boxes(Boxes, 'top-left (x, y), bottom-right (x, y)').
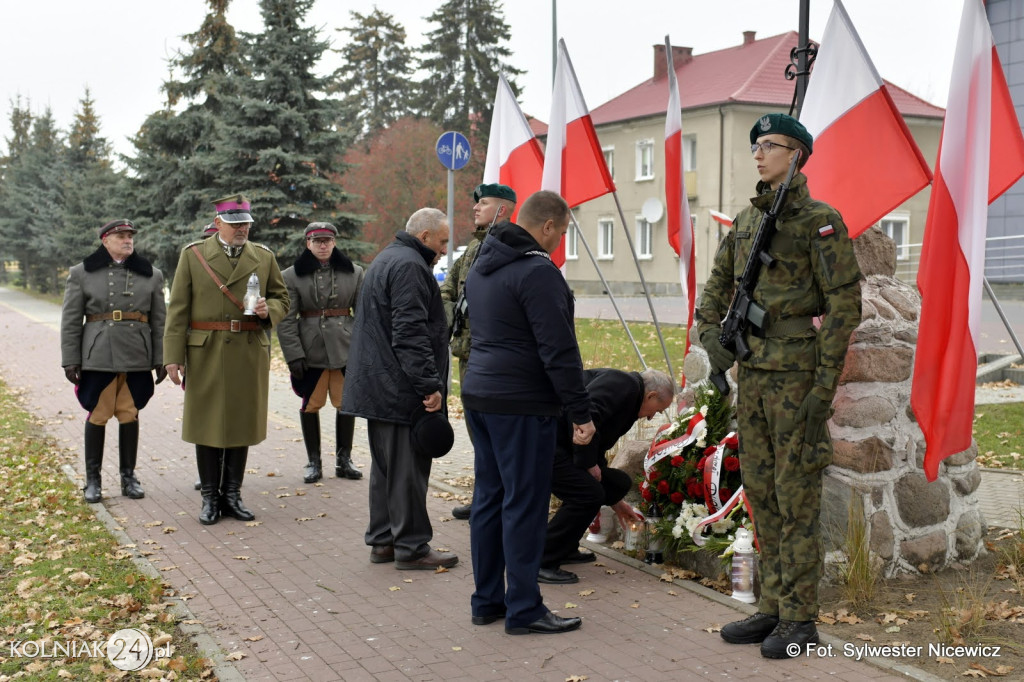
top-left (708, 210), bottom-right (733, 228)
top-left (542, 39), bottom-right (616, 267)
top-left (800, 0), bottom-right (932, 239)
top-left (483, 73), bottom-right (544, 223)
top-left (912, 0), bottom-right (1024, 481)
top-left (663, 36), bottom-right (696, 380)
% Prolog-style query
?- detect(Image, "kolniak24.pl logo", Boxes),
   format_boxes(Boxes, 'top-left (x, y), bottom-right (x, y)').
top-left (8, 628), bottom-right (170, 671)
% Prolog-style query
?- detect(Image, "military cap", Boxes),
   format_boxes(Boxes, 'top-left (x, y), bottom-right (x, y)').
top-left (473, 183), bottom-right (516, 204)
top-left (751, 113), bottom-right (813, 156)
top-left (202, 223), bottom-right (218, 236)
top-left (305, 222), bottom-right (338, 238)
top-left (213, 193), bottom-right (253, 223)
top-left (98, 219), bottom-right (137, 239)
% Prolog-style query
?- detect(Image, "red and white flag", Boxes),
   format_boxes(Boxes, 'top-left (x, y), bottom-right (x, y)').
top-left (800, 0), bottom-right (932, 238)
top-left (708, 209), bottom-right (733, 228)
top-left (912, 0), bottom-right (1024, 481)
top-left (663, 36), bottom-right (696, 380)
top-left (543, 39), bottom-right (616, 267)
top-left (483, 73), bottom-right (544, 223)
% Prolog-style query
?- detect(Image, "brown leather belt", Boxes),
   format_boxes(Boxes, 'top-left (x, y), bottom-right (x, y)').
top-left (86, 310), bottom-right (149, 323)
top-left (190, 319), bottom-right (262, 332)
top-left (299, 307), bottom-right (351, 318)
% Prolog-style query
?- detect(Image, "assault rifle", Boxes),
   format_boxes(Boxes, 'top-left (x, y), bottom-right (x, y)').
top-left (710, 150), bottom-right (801, 396)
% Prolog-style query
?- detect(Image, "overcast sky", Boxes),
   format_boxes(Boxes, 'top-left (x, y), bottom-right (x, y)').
top-left (0, 0), bottom-right (963, 160)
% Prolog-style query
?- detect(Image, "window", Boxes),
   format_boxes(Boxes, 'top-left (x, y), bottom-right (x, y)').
top-left (682, 134), bottom-right (697, 172)
top-left (635, 216), bottom-right (653, 259)
top-left (598, 218), bottom-right (614, 259)
top-left (879, 214), bottom-right (910, 260)
top-left (602, 146), bottom-right (615, 179)
top-left (566, 222), bottom-right (579, 260)
top-left (635, 140), bottom-right (654, 180)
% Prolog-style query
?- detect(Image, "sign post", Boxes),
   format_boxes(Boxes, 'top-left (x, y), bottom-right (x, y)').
top-left (435, 131), bottom-right (471, 272)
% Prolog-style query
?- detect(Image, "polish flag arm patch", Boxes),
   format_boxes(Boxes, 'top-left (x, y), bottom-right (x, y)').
top-left (818, 224), bottom-right (835, 237)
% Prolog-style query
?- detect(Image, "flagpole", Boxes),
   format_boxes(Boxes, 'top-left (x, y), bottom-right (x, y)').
top-left (570, 209), bottom-right (647, 368)
top-left (609, 191), bottom-right (676, 381)
top-left (982, 278), bottom-right (1024, 359)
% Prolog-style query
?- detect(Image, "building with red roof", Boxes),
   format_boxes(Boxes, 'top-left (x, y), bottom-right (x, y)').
top-left (556, 30), bottom-right (943, 294)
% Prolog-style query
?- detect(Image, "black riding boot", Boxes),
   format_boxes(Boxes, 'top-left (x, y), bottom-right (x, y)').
top-left (119, 421), bottom-right (145, 499)
top-left (83, 422), bottom-right (105, 503)
top-left (196, 445), bottom-right (223, 525)
top-left (335, 412), bottom-right (362, 479)
top-left (299, 411), bottom-right (322, 483)
top-left (221, 447), bottom-right (255, 521)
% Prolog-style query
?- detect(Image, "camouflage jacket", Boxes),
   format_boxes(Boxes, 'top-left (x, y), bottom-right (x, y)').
top-left (695, 173), bottom-right (862, 398)
top-left (440, 229), bottom-right (487, 360)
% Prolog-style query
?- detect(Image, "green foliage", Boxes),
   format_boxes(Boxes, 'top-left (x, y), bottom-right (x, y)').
top-left (332, 8), bottom-right (417, 142)
top-left (416, 0), bottom-right (523, 146)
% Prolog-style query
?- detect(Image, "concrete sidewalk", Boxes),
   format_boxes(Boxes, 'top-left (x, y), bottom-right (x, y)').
top-left (0, 286), bottom-right (944, 681)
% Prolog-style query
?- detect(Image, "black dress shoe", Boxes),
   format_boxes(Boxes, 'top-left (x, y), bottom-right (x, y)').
top-left (537, 567), bottom-right (578, 584)
top-left (451, 503), bottom-right (471, 520)
top-left (563, 549), bottom-right (596, 564)
top-left (471, 610), bottom-right (506, 626)
top-left (761, 620), bottom-right (819, 659)
top-left (506, 611), bottom-right (582, 635)
top-left (720, 612), bottom-right (780, 644)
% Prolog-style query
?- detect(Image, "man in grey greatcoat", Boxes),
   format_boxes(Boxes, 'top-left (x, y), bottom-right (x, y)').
top-left (278, 222), bottom-right (365, 483)
top-left (61, 219), bottom-right (167, 503)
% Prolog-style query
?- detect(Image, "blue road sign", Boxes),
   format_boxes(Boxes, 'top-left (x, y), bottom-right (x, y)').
top-left (435, 131), bottom-right (471, 171)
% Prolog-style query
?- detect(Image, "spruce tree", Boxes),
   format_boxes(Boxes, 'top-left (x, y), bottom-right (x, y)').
top-left (124, 0), bottom-right (247, 276)
top-left (331, 8), bottom-right (417, 142)
top-left (416, 0), bottom-right (523, 145)
top-left (0, 98), bottom-right (34, 284)
top-left (213, 0), bottom-right (366, 264)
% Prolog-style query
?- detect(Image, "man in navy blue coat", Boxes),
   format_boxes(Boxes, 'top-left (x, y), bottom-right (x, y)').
top-left (462, 190), bottom-right (596, 635)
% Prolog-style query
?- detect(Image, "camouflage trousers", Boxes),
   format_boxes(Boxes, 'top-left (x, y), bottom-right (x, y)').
top-left (737, 366), bottom-right (832, 622)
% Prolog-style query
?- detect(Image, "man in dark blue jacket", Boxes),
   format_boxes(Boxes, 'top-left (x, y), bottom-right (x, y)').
top-left (463, 190), bottom-right (596, 635)
top-left (341, 207), bottom-right (457, 571)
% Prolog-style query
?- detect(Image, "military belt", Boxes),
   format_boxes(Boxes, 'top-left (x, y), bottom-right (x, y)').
top-left (190, 319), bottom-right (261, 332)
top-left (86, 311), bottom-right (148, 323)
top-left (299, 307), bottom-right (350, 318)
top-left (759, 316), bottom-right (815, 338)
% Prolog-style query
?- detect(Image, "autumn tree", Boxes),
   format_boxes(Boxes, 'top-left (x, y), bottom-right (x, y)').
top-left (331, 8), bottom-right (417, 142)
top-left (341, 117), bottom-right (483, 260)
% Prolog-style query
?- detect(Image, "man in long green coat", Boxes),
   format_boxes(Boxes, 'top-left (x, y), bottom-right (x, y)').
top-left (164, 194), bottom-right (289, 525)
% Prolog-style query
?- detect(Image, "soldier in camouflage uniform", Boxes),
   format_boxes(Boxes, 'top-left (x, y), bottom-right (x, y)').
top-left (695, 113), bottom-right (862, 659)
top-left (439, 183), bottom-right (516, 520)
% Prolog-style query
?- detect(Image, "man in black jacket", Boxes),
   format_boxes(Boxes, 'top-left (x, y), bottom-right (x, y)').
top-left (463, 190), bottom-right (595, 636)
top-left (341, 207), bottom-right (457, 571)
top-left (539, 368), bottom-right (674, 584)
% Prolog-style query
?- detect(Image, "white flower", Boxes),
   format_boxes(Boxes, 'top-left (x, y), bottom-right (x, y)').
top-left (700, 405), bottom-right (709, 417)
top-left (711, 518), bottom-right (735, 534)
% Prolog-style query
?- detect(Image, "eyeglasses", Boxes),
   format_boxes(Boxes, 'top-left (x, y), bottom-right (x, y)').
top-left (750, 141), bottom-right (797, 155)
top-left (308, 238), bottom-right (335, 245)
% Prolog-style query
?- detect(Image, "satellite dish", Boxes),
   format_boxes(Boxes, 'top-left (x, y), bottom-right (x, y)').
top-left (641, 197), bottom-right (664, 223)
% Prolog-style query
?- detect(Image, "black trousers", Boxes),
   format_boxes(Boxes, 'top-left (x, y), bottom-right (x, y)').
top-left (541, 451), bottom-right (632, 569)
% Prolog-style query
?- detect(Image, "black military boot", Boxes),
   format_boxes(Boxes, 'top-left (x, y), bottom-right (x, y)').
top-left (118, 421), bottom-right (145, 499)
top-left (220, 447), bottom-right (255, 521)
top-left (83, 422), bottom-right (105, 503)
top-left (335, 412), bottom-right (362, 479)
top-left (299, 411), bottom-right (322, 483)
top-left (196, 445), bottom-right (222, 525)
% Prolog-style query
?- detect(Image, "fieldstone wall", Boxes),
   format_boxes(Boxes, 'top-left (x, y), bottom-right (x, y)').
top-left (822, 228), bottom-right (985, 576)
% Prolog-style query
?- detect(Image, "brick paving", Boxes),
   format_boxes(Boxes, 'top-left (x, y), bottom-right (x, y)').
top-left (0, 286), bottom-right (969, 681)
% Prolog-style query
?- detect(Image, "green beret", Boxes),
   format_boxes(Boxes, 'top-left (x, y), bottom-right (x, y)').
top-left (473, 183), bottom-right (516, 204)
top-left (750, 113), bottom-right (813, 156)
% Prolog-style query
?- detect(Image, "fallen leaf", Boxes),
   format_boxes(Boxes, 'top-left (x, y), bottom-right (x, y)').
top-left (855, 633), bottom-right (874, 642)
top-left (578, 589), bottom-right (595, 597)
top-left (225, 651), bottom-right (245, 661)
top-left (234, 556), bottom-right (250, 560)
top-left (566, 676), bottom-right (589, 682)
top-left (435, 566), bottom-right (449, 574)
top-left (905, 593), bottom-right (916, 603)
top-left (452, 646), bottom-right (462, 651)
top-left (704, 624), bottom-right (722, 633)
top-left (162, 526), bottom-right (177, 534)
top-left (244, 636), bottom-right (264, 642)
top-left (403, 579), bottom-right (413, 583)
top-left (937, 657), bottom-right (955, 665)
top-left (961, 670), bottom-right (985, 678)
top-left (630, 603), bottom-right (639, 609)
top-left (389, 586), bottom-right (401, 591)
top-left (565, 602), bottom-right (577, 609)
top-left (144, 520), bottom-right (163, 527)
top-left (245, 521), bottom-right (262, 527)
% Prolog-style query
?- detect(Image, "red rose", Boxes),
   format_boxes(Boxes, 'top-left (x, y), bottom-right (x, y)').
top-left (686, 479), bottom-right (704, 499)
top-left (696, 456), bottom-right (708, 472)
top-left (671, 455), bottom-right (684, 467)
top-left (719, 488), bottom-right (733, 501)
top-left (703, 446), bottom-right (717, 457)
top-left (724, 433), bottom-right (739, 450)
top-left (724, 456), bottom-right (741, 472)
top-left (648, 469), bottom-right (661, 482)
top-left (670, 491), bottom-right (684, 504)
top-left (657, 480), bottom-right (670, 495)
top-left (641, 486), bottom-right (653, 501)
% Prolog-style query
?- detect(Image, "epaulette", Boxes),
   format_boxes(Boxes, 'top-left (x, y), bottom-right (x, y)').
top-left (252, 242), bottom-right (274, 254)
top-left (183, 240), bottom-right (205, 250)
